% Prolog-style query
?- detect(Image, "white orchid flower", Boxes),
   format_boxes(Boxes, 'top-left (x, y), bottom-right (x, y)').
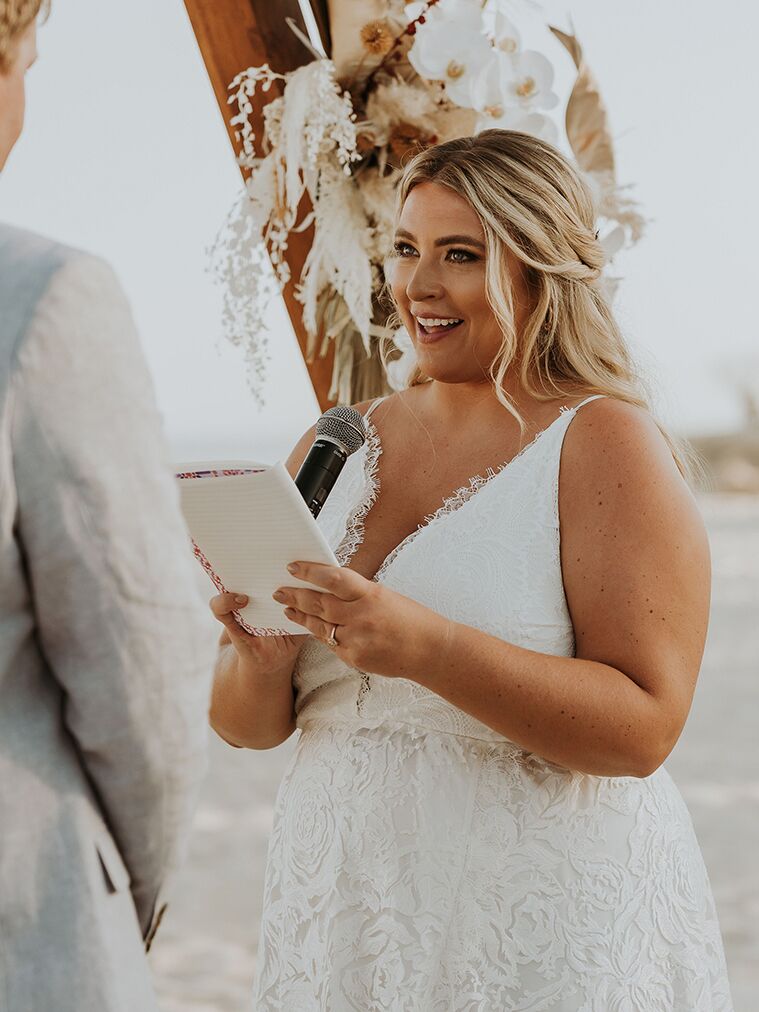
top-left (408, 20), bottom-right (496, 109)
top-left (492, 12), bottom-right (521, 53)
top-left (473, 48), bottom-right (559, 119)
top-left (476, 106), bottom-right (559, 146)
top-left (503, 50), bottom-right (559, 110)
top-left (405, 0), bottom-right (483, 31)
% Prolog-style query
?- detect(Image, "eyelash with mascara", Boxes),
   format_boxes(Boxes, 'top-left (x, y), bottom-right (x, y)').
top-left (392, 242), bottom-right (478, 263)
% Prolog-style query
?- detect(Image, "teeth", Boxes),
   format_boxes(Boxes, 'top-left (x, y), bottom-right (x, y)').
top-left (417, 318), bottom-right (462, 328)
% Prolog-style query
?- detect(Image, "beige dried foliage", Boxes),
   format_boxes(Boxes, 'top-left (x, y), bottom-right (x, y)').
top-left (329, 0), bottom-right (408, 80)
top-left (593, 171), bottom-right (646, 244)
top-left (364, 78), bottom-right (438, 144)
top-left (360, 19), bottom-right (395, 56)
top-left (549, 26), bottom-right (615, 177)
top-left (429, 102), bottom-right (479, 145)
top-left (549, 27), bottom-right (645, 246)
top-left (356, 168), bottom-right (398, 261)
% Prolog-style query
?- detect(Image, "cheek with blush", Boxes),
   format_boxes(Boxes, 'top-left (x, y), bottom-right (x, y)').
top-left (385, 261), bottom-right (414, 324)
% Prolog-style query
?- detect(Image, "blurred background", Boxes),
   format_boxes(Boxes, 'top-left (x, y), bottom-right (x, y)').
top-left (2, 0), bottom-right (757, 1008)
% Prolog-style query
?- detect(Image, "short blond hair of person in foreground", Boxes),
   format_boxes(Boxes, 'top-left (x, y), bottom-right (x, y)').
top-left (0, 0), bottom-right (47, 71)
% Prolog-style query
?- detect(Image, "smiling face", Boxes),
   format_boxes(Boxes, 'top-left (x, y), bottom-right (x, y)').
top-left (386, 180), bottom-right (531, 387)
top-left (0, 20), bottom-right (37, 172)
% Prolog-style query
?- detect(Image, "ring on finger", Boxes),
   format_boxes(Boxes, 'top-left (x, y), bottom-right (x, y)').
top-left (326, 623), bottom-right (339, 647)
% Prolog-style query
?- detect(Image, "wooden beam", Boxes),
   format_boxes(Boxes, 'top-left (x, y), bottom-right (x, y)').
top-left (183, 0), bottom-right (336, 409)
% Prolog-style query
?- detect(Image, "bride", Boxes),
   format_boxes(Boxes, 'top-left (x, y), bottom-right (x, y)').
top-left (209, 130), bottom-right (732, 1010)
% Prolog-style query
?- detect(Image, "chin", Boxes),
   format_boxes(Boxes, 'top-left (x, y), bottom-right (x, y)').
top-left (415, 358), bottom-right (486, 386)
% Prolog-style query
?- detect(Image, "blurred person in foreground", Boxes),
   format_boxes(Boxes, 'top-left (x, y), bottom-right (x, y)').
top-left (0, 4), bottom-right (215, 1010)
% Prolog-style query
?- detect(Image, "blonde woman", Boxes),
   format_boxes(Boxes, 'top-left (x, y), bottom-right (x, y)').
top-left (210, 131), bottom-right (732, 1009)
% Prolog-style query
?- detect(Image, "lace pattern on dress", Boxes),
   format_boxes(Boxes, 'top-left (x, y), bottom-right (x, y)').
top-left (371, 407), bottom-right (583, 585)
top-left (333, 410), bottom-right (383, 568)
top-left (345, 396), bottom-right (605, 717)
top-left (330, 399), bottom-right (385, 714)
top-left (259, 393), bottom-right (733, 1010)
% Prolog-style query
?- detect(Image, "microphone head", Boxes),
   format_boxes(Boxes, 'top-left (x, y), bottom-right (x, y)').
top-left (315, 406), bottom-right (367, 455)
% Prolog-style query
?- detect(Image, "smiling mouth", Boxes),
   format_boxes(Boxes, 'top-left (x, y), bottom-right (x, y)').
top-left (414, 317), bottom-right (464, 340)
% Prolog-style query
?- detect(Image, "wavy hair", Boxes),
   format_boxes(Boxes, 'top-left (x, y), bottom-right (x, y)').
top-left (385, 130), bottom-right (693, 477)
top-left (0, 0), bottom-right (48, 72)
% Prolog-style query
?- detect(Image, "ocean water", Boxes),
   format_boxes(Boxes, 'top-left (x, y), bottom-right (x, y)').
top-left (151, 493), bottom-right (759, 1011)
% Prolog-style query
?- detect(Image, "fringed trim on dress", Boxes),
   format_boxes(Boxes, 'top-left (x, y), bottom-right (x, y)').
top-left (334, 412), bottom-right (383, 568)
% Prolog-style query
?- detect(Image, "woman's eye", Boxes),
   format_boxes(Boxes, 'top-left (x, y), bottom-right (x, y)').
top-left (447, 248), bottom-right (476, 263)
top-left (392, 241), bottom-right (417, 257)
top-left (390, 242), bottom-right (477, 262)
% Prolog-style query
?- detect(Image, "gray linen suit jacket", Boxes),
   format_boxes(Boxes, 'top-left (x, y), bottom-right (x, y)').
top-left (0, 225), bottom-right (216, 1011)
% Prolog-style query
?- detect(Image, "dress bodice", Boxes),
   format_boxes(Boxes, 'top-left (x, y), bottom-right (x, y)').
top-left (293, 398), bottom-right (594, 742)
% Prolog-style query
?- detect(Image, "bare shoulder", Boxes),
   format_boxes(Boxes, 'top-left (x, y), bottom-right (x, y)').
top-left (562, 396), bottom-right (677, 481)
top-left (559, 397), bottom-right (710, 719)
top-left (559, 397), bottom-right (708, 583)
top-left (559, 397), bottom-right (700, 526)
top-left (353, 392), bottom-right (403, 419)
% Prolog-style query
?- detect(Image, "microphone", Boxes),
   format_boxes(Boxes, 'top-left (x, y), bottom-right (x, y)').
top-left (294, 406), bottom-right (368, 518)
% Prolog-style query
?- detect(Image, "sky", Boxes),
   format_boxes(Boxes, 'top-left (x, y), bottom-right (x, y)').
top-left (1, 0), bottom-right (757, 464)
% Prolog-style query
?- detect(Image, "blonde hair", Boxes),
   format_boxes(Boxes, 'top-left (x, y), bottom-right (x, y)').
top-left (385, 130), bottom-right (693, 477)
top-left (0, 0), bottom-right (47, 72)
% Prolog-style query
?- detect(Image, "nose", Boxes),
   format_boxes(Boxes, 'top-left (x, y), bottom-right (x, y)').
top-left (404, 256), bottom-right (446, 304)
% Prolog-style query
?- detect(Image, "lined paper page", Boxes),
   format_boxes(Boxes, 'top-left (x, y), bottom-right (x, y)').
top-left (177, 462), bottom-right (338, 635)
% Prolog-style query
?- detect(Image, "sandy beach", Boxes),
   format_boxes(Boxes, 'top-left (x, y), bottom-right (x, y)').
top-left (150, 493), bottom-right (759, 1011)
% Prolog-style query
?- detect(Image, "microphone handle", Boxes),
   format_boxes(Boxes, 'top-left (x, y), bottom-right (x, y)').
top-left (294, 439), bottom-right (348, 518)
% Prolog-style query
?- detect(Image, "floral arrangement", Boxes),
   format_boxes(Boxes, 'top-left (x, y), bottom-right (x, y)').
top-left (212, 0), bottom-right (645, 405)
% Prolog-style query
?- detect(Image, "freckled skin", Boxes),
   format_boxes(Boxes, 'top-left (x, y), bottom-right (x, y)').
top-left (211, 181), bottom-right (712, 777)
top-left (386, 190), bottom-right (709, 773)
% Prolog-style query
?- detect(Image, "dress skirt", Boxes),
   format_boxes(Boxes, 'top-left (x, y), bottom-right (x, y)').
top-left (253, 719), bottom-right (732, 1011)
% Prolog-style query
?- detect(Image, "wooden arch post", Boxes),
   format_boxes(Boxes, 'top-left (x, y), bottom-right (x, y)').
top-left (183, 0), bottom-right (336, 410)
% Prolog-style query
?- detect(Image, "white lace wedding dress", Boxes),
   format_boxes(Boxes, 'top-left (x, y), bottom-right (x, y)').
top-left (253, 396), bottom-right (733, 1011)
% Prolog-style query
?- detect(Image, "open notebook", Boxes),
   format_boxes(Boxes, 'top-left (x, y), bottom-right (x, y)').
top-left (175, 460), bottom-right (338, 636)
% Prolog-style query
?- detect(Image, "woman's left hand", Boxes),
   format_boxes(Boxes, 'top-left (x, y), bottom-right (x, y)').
top-left (273, 561), bottom-right (447, 679)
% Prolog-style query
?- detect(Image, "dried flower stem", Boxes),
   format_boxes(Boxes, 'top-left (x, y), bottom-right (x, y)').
top-left (355, 0), bottom-right (442, 100)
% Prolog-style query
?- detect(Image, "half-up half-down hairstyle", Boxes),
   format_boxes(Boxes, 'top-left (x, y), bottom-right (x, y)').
top-left (387, 129), bottom-right (691, 476)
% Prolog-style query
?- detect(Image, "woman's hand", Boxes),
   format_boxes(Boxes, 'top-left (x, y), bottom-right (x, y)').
top-left (273, 562), bottom-right (449, 679)
top-left (209, 592), bottom-right (304, 675)
top-left (208, 592), bottom-right (305, 749)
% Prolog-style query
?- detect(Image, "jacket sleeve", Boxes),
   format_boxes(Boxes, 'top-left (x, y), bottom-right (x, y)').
top-left (10, 251), bottom-right (217, 937)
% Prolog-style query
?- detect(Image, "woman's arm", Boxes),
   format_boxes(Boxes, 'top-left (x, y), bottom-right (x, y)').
top-left (207, 423), bottom-right (319, 749)
top-left (209, 398), bottom-right (384, 748)
top-left (276, 399), bottom-right (710, 777)
top-left (209, 625), bottom-right (300, 749)
top-left (413, 399), bottom-right (710, 776)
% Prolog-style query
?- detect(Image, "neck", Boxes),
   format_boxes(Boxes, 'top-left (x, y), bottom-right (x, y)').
top-left (419, 371), bottom-right (529, 421)
top-left (405, 369), bottom-right (581, 440)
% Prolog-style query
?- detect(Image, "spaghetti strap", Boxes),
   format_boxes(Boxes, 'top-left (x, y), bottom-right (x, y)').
top-left (570, 393), bottom-right (606, 412)
top-left (364, 388), bottom-right (388, 416)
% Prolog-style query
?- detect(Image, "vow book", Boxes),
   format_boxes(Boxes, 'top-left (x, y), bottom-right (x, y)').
top-left (175, 460), bottom-right (338, 636)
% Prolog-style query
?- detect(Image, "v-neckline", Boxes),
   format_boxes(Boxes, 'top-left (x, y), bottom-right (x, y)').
top-left (346, 404), bottom-right (576, 584)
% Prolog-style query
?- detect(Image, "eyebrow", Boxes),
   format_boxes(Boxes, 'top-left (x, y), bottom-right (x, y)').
top-left (394, 228), bottom-right (486, 251)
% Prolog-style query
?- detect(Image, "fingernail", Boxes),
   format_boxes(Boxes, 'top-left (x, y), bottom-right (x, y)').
top-left (235, 595), bottom-right (248, 605)
top-left (272, 590), bottom-right (286, 602)
top-left (287, 563), bottom-right (299, 574)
